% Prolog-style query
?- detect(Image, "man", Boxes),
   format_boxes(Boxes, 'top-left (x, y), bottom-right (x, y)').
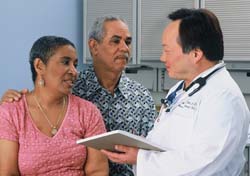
top-left (101, 8), bottom-right (250, 176)
top-left (0, 16), bottom-right (156, 176)
top-left (72, 15), bottom-right (156, 176)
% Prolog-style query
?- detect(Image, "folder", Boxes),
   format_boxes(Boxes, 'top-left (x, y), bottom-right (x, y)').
top-left (76, 130), bottom-right (165, 152)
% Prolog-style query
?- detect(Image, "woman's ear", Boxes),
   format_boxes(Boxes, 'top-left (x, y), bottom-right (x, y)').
top-left (88, 39), bottom-right (98, 56)
top-left (34, 58), bottom-right (46, 75)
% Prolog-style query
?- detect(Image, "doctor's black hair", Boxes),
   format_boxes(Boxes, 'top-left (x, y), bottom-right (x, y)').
top-left (168, 8), bottom-right (224, 61)
top-left (29, 36), bottom-right (75, 83)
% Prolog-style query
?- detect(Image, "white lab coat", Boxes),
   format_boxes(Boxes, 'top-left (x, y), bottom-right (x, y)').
top-left (134, 62), bottom-right (250, 176)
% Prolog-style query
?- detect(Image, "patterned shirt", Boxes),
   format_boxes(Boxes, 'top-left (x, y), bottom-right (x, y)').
top-left (72, 64), bottom-right (157, 176)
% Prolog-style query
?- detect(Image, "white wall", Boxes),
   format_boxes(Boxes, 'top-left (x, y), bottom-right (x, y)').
top-left (244, 95), bottom-right (250, 109)
top-left (0, 0), bottom-right (83, 96)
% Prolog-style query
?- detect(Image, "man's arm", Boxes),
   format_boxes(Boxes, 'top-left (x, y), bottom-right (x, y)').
top-left (0, 89), bottom-right (29, 104)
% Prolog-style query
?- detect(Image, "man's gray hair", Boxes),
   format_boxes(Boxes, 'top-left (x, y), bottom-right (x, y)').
top-left (88, 15), bottom-right (127, 42)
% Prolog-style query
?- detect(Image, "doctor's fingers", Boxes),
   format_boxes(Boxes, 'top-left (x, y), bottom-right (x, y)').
top-left (116, 145), bottom-right (138, 164)
top-left (109, 156), bottom-right (127, 164)
top-left (115, 145), bottom-right (131, 152)
top-left (101, 150), bottom-right (128, 164)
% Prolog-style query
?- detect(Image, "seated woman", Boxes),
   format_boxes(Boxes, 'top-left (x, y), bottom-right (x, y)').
top-left (0, 36), bottom-right (109, 175)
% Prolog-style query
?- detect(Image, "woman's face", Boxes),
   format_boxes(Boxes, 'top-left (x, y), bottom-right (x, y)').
top-left (42, 45), bottom-right (78, 95)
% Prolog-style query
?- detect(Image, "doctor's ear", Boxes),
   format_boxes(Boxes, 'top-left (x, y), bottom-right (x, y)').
top-left (192, 48), bottom-right (203, 63)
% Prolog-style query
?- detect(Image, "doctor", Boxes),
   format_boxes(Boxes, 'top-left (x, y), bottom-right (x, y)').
top-left (101, 8), bottom-right (250, 176)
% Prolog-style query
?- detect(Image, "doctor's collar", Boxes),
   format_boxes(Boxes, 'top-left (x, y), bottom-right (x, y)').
top-left (161, 64), bottom-right (225, 112)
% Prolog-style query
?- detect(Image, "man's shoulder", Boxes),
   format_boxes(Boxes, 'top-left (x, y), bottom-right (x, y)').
top-left (77, 66), bottom-right (94, 80)
top-left (72, 66), bottom-right (96, 96)
top-left (120, 75), bottom-right (154, 102)
top-left (121, 74), bottom-right (149, 90)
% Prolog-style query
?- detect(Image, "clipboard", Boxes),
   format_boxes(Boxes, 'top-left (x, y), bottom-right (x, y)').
top-left (76, 130), bottom-right (166, 152)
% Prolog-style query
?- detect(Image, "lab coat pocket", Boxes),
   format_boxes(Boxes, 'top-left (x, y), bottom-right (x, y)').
top-left (167, 104), bottom-right (197, 149)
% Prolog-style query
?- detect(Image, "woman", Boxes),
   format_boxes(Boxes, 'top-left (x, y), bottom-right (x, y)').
top-left (0, 36), bottom-right (109, 175)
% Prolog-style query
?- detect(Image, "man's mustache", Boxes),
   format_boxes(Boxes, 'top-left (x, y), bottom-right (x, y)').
top-left (116, 53), bottom-right (130, 61)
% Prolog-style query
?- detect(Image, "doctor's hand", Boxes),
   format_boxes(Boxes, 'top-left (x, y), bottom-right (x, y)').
top-left (101, 145), bottom-right (138, 165)
top-left (0, 89), bottom-right (29, 104)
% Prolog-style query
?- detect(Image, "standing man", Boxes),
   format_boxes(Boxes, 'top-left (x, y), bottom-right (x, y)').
top-left (0, 16), bottom-right (156, 176)
top-left (101, 8), bottom-right (250, 176)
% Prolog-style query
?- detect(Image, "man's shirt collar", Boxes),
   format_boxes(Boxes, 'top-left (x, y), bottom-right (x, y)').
top-left (85, 64), bottom-right (129, 99)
